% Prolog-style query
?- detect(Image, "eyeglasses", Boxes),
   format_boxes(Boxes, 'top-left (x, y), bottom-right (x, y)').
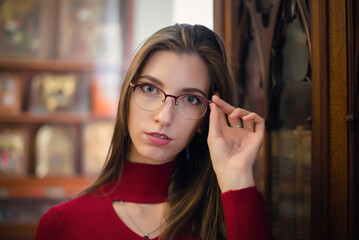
top-left (130, 81), bottom-right (211, 120)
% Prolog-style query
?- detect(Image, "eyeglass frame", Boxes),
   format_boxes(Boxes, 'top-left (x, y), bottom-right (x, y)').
top-left (129, 81), bottom-right (212, 119)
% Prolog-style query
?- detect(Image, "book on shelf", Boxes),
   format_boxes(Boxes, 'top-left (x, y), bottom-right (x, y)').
top-left (35, 124), bottom-right (76, 178)
top-left (0, 128), bottom-right (28, 176)
top-left (0, 73), bottom-right (21, 115)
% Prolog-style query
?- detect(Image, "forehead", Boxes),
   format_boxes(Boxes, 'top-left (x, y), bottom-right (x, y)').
top-left (139, 50), bottom-right (210, 94)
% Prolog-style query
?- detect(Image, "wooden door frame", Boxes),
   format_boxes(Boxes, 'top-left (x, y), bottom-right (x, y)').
top-left (310, 0), bottom-right (330, 239)
top-left (311, 0), bottom-right (358, 239)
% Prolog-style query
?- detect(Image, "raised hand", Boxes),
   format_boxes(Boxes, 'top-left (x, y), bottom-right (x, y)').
top-left (207, 95), bottom-right (265, 192)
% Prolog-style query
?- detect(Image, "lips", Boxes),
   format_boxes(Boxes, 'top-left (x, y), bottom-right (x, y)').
top-left (146, 132), bottom-right (172, 146)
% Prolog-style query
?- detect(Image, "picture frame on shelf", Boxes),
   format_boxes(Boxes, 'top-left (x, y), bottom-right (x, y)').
top-left (35, 124), bottom-right (76, 178)
top-left (0, 128), bottom-right (28, 176)
top-left (82, 121), bottom-right (114, 176)
top-left (0, 73), bottom-right (21, 115)
top-left (30, 73), bottom-right (90, 113)
top-left (57, 0), bottom-right (124, 61)
top-left (0, 0), bottom-right (51, 59)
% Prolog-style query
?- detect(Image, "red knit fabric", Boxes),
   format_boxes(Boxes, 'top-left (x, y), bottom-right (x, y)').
top-left (104, 160), bottom-right (176, 203)
top-left (35, 161), bottom-right (271, 240)
top-left (221, 188), bottom-right (272, 240)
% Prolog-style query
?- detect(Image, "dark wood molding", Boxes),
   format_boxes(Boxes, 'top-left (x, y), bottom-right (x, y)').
top-left (310, 0), bottom-right (330, 239)
top-left (327, 1), bottom-right (349, 240)
top-left (347, 0), bottom-right (359, 239)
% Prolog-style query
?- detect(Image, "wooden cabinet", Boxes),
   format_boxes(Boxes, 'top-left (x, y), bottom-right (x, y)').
top-left (214, 0), bottom-right (359, 239)
top-left (0, 0), bottom-right (133, 239)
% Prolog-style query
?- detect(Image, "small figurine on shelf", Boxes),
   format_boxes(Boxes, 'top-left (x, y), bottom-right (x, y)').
top-left (0, 73), bottom-right (21, 115)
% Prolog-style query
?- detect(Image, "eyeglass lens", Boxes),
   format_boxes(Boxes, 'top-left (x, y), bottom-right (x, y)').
top-left (133, 83), bottom-right (208, 120)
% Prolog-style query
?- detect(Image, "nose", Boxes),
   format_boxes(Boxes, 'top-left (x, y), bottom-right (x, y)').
top-left (153, 97), bottom-right (176, 125)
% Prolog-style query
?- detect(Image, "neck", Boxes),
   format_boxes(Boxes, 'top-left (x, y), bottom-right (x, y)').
top-left (106, 160), bottom-right (176, 203)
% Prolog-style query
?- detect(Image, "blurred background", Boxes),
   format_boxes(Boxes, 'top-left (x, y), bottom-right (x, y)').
top-left (0, 0), bottom-right (358, 240)
top-left (0, 0), bottom-right (213, 239)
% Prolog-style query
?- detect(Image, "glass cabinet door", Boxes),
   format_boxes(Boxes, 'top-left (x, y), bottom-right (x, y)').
top-left (267, 1), bottom-right (312, 239)
top-left (231, 0), bottom-right (312, 239)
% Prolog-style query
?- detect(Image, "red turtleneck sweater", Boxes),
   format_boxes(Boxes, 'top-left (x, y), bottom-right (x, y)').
top-left (35, 161), bottom-right (271, 239)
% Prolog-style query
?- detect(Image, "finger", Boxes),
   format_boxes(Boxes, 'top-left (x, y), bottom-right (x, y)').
top-left (229, 108), bottom-right (251, 118)
top-left (228, 108), bottom-right (251, 128)
top-left (208, 102), bottom-right (223, 139)
top-left (211, 95), bottom-right (236, 115)
top-left (240, 112), bottom-right (256, 131)
top-left (242, 113), bottom-right (265, 134)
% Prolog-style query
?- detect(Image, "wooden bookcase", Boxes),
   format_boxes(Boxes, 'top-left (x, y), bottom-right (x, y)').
top-left (0, 0), bottom-right (133, 239)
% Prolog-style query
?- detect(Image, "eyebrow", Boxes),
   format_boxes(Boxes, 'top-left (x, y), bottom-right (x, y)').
top-left (138, 75), bottom-right (208, 96)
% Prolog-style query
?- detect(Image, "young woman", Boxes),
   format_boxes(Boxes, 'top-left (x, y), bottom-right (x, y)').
top-left (36, 24), bottom-right (271, 240)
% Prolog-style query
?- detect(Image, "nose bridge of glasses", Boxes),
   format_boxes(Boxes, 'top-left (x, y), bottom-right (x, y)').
top-left (163, 94), bottom-right (180, 105)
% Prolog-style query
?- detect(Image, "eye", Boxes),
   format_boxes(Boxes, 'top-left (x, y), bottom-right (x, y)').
top-left (140, 84), bottom-right (159, 94)
top-left (182, 95), bottom-right (202, 105)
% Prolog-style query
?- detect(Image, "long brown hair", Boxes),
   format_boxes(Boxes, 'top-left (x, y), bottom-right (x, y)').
top-left (83, 24), bottom-right (238, 240)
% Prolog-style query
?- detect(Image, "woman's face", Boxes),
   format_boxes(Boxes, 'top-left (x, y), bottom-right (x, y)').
top-left (127, 50), bottom-right (210, 164)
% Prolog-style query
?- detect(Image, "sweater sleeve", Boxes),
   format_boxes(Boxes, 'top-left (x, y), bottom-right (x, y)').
top-left (221, 187), bottom-right (272, 240)
top-left (35, 206), bottom-right (65, 240)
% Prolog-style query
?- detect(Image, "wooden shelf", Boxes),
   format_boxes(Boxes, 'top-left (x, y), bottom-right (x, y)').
top-left (0, 224), bottom-right (38, 240)
top-left (0, 59), bottom-right (122, 72)
top-left (0, 176), bottom-right (96, 199)
top-left (0, 112), bottom-right (115, 124)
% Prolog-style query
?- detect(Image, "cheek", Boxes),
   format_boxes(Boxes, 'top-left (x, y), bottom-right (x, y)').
top-left (127, 101), bottom-right (135, 129)
top-left (127, 99), bottom-right (143, 134)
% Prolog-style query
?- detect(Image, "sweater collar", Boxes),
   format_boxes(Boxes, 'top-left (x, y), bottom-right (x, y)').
top-left (105, 160), bottom-right (176, 203)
